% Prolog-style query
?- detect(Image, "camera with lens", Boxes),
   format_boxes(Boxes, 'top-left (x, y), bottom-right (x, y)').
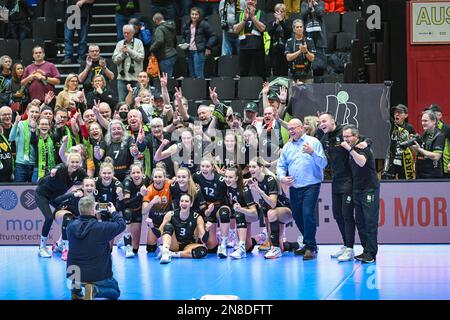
top-left (128, 64), bottom-right (135, 74)
top-left (221, 20), bottom-right (229, 31)
top-left (399, 135), bottom-right (423, 149)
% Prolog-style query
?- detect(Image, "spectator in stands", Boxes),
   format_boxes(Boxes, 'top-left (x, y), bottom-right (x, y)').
top-left (129, 18), bottom-right (152, 60)
top-left (21, 46), bottom-right (61, 102)
top-left (268, 3), bottom-right (291, 76)
top-left (112, 24), bottom-right (145, 102)
top-left (233, 0), bottom-right (266, 79)
top-left (285, 19), bottom-right (315, 83)
top-left (151, 0), bottom-right (176, 21)
top-left (0, 56), bottom-right (12, 107)
top-left (115, 0), bottom-right (140, 41)
top-left (426, 104), bottom-right (450, 179)
top-left (196, 0), bottom-right (220, 16)
top-left (219, 0), bottom-right (245, 56)
top-left (0, 118), bottom-right (13, 181)
top-left (86, 75), bottom-right (118, 108)
top-left (411, 110), bottom-right (445, 179)
top-left (5, 0), bottom-right (32, 41)
top-left (9, 63), bottom-right (29, 114)
top-left (284, 0), bottom-right (300, 19)
top-left (149, 13), bottom-right (178, 78)
top-left (300, 0), bottom-right (327, 77)
top-left (9, 100), bottom-right (41, 182)
top-left (182, 7), bottom-right (217, 79)
top-left (79, 44), bottom-right (115, 94)
top-left (303, 115), bottom-right (320, 138)
top-left (0, 106), bottom-right (14, 144)
top-left (55, 74), bottom-right (82, 110)
top-left (62, 0), bottom-right (94, 64)
top-left (125, 71), bottom-right (151, 107)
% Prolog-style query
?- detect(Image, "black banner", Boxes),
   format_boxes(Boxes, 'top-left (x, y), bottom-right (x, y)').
top-left (289, 83), bottom-right (391, 158)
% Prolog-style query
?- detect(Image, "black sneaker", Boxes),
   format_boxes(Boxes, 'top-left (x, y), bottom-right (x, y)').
top-left (303, 249), bottom-right (317, 260)
top-left (71, 289), bottom-right (83, 300)
top-left (355, 253), bottom-right (365, 261)
top-left (294, 246), bottom-right (306, 256)
top-left (361, 254), bottom-right (375, 264)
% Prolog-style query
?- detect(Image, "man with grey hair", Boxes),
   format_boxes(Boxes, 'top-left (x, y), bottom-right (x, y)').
top-left (67, 196), bottom-right (125, 300)
top-left (112, 24), bottom-right (145, 101)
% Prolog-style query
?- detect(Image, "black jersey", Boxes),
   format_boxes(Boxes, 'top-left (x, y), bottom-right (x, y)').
top-left (253, 175), bottom-right (279, 209)
top-left (170, 181), bottom-right (206, 213)
top-left (100, 136), bottom-right (134, 181)
top-left (193, 171), bottom-right (227, 205)
top-left (212, 140), bottom-right (246, 171)
top-left (54, 190), bottom-right (84, 217)
top-left (226, 185), bottom-right (255, 209)
top-left (36, 164), bottom-right (87, 198)
top-left (173, 141), bottom-right (208, 175)
top-left (94, 177), bottom-right (124, 213)
top-left (123, 176), bottom-right (151, 212)
top-left (170, 208), bottom-right (200, 244)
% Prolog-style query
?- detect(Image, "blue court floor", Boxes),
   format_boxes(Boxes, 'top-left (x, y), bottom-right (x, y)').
top-left (1, 245), bottom-right (450, 300)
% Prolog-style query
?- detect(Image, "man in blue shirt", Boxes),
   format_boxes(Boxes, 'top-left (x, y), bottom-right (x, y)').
top-left (277, 118), bottom-right (327, 260)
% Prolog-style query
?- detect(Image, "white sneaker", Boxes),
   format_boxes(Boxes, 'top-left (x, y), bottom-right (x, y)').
top-left (264, 246), bottom-right (282, 259)
top-left (125, 245), bottom-right (134, 258)
top-left (39, 246), bottom-right (52, 258)
top-left (230, 246), bottom-right (246, 259)
top-left (227, 231), bottom-right (237, 248)
top-left (331, 246), bottom-right (347, 258)
top-left (337, 248), bottom-right (355, 262)
top-left (160, 250), bottom-right (172, 264)
top-left (217, 245), bottom-right (227, 258)
top-left (52, 240), bottom-right (64, 253)
top-left (117, 237), bottom-right (125, 248)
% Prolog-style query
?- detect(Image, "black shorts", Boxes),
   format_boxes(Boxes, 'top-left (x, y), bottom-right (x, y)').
top-left (148, 211), bottom-right (167, 228)
top-left (177, 240), bottom-right (195, 251)
top-left (277, 195), bottom-right (291, 208)
top-left (130, 210), bottom-right (142, 223)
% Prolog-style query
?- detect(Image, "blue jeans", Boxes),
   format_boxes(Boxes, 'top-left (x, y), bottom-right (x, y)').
top-left (289, 183), bottom-right (321, 251)
top-left (115, 13), bottom-right (140, 41)
top-left (14, 163), bottom-right (34, 183)
top-left (64, 16), bottom-right (89, 61)
top-left (158, 56), bottom-right (177, 78)
top-left (151, 4), bottom-right (175, 21)
top-left (117, 80), bottom-right (137, 102)
top-left (187, 51), bottom-right (205, 78)
top-left (196, 2), bottom-right (219, 17)
top-left (222, 31), bottom-right (240, 56)
top-left (72, 277), bottom-right (120, 300)
top-left (31, 167), bottom-right (39, 184)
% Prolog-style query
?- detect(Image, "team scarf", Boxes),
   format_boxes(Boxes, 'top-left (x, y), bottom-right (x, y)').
top-left (65, 126), bottom-right (74, 152)
top-left (38, 135), bottom-right (55, 179)
top-left (23, 120), bottom-right (31, 161)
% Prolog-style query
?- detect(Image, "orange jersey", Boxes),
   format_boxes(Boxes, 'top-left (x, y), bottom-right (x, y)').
top-left (143, 180), bottom-right (172, 213)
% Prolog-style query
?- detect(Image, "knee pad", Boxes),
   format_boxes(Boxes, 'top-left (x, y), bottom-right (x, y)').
top-left (207, 245), bottom-right (218, 254)
top-left (235, 211), bottom-right (247, 229)
top-left (191, 246), bottom-right (207, 259)
top-left (146, 244), bottom-right (157, 253)
top-left (62, 213), bottom-right (73, 226)
top-left (246, 238), bottom-right (257, 253)
top-left (123, 209), bottom-right (132, 224)
top-left (162, 223), bottom-right (174, 236)
top-left (133, 248), bottom-right (139, 254)
top-left (218, 207), bottom-right (231, 223)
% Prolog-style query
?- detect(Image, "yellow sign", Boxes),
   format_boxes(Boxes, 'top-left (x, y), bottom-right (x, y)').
top-left (411, 1), bottom-right (450, 44)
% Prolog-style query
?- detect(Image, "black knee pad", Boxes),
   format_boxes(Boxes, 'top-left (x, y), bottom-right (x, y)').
top-left (162, 223), bottom-right (174, 236)
top-left (235, 212), bottom-right (247, 229)
top-left (208, 245), bottom-right (218, 254)
top-left (218, 207), bottom-right (231, 223)
top-left (192, 246), bottom-right (207, 259)
top-left (146, 244), bottom-right (157, 253)
top-left (123, 209), bottom-right (132, 224)
top-left (133, 248), bottom-right (139, 254)
top-left (246, 238), bottom-right (257, 253)
top-left (61, 213), bottom-right (74, 240)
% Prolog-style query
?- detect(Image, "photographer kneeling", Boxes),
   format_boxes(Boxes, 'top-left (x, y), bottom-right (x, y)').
top-left (67, 196), bottom-right (126, 300)
top-left (410, 110), bottom-right (445, 179)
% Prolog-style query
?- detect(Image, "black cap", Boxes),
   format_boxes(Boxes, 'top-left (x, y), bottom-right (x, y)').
top-left (427, 104), bottom-right (442, 113)
top-left (392, 104), bottom-right (408, 113)
top-left (244, 102), bottom-right (258, 113)
top-left (153, 91), bottom-right (163, 100)
top-left (228, 112), bottom-right (242, 121)
top-left (267, 91), bottom-right (280, 102)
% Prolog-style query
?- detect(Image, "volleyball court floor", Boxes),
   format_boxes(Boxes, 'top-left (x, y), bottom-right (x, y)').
top-left (1, 244), bottom-right (449, 300)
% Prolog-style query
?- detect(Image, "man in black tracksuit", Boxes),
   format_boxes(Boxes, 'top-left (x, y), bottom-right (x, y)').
top-left (342, 125), bottom-right (380, 264)
top-left (318, 112), bottom-right (356, 261)
top-left (67, 196), bottom-right (126, 300)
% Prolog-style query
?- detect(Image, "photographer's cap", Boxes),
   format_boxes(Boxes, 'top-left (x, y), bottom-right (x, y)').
top-left (427, 104), bottom-right (442, 113)
top-left (268, 91), bottom-right (280, 102)
top-left (392, 104), bottom-right (408, 113)
top-left (244, 102), bottom-right (258, 113)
